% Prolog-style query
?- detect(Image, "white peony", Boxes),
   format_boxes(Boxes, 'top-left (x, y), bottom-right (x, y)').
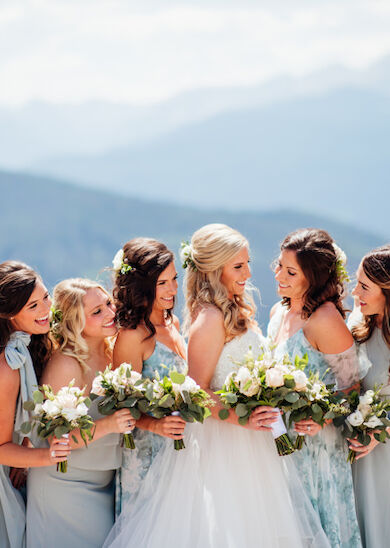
top-left (309, 382), bottom-right (323, 401)
top-left (359, 390), bottom-right (374, 406)
top-left (346, 410), bottom-right (364, 427)
top-left (91, 375), bottom-right (106, 396)
top-left (363, 415), bottom-right (383, 429)
top-left (112, 248), bottom-right (124, 271)
top-left (34, 403), bottom-right (44, 415)
top-left (265, 367), bottom-right (285, 388)
top-left (235, 367), bottom-right (259, 397)
top-left (42, 399), bottom-right (61, 418)
top-left (172, 376), bottom-right (200, 398)
top-left (292, 370), bottom-right (308, 391)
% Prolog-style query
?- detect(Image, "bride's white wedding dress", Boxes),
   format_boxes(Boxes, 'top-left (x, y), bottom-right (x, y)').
top-left (105, 329), bottom-right (329, 548)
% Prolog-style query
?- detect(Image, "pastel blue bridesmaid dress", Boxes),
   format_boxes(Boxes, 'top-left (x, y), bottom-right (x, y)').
top-left (268, 302), bottom-right (365, 548)
top-left (115, 340), bottom-right (187, 516)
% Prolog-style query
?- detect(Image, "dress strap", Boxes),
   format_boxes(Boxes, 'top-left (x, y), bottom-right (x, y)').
top-left (5, 331), bottom-right (39, 445)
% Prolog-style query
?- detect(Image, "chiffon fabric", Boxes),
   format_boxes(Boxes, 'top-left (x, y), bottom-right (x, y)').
top-left (105, 329), bottom-right (330, 548)
top-left (0, 331), bottom-right (38, 548)
top-left (348, 308), bottom-right (390, 548)
top-left (268, 302), bottom-right (365, 548)
top-left (116, 341), bottom-right (187, 516)
top-left (26, 399), bottom-right (121, 548)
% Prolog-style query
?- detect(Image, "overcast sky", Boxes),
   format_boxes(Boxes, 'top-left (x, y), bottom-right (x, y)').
top-left (1, 0), bottom-right (390, 106)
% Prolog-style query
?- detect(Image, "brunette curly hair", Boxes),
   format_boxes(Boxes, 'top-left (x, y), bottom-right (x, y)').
top-left (351, 245), bottom-right (390, 348)
top-left (113, 238), bottom-right (175, 338)
top-left (0, 261), bottom-right (52, 382)
top-left (279, 228), bottom-right (346, 319)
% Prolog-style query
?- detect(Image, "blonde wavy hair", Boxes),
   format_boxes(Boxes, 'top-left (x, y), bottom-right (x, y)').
top-left (183, 224), bottom-right (256, 341)
top-left (51, 278), bottom-right (113, 375)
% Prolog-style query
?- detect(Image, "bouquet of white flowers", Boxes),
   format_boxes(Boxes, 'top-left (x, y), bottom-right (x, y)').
top-left (216, 350), bottom-right (315, 456)
top-left (283, 371), bottom-right (335, 450)
top-left (331, 387), bottom-right (390, 463)
top-left (22, 380), bottom-right (94, 473)
top-left (90, 363), bottom-right (149, 449)
top-left (144, 369), bottom-right (214, 450)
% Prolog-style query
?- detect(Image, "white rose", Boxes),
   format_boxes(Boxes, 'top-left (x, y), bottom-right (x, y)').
top-left (265, 367), bottom-right (285, 388)
top-left (34, 403), bottom-right (44, 415)
top-left (179, 244), bottom-right (192, 264)
top-left (62, 407), bottom-right (81, 422)
top-left (56, 393), bottom-right (78, 410)
top-left (180, 376), bottom-right (200, 394)
top-left (309, 382), bottom-right (323, 401)
top-left (234, 367), bottom-right (258, 397)
top-left (112, 248), bottom-right (124, 271)
top-left (292, 370), bottom-right (308, 391)
top-left (152, 380), bottom-right (165, 399)
top-left (357, 402), bottom-right (372, 420)
top-left (42, 399), bottom-right (61, 418)
top-left (363, 416), bottom-right (383, 429)
top-left (346, 410), bottom-right (364, 427)
top-left (75, 402), bottom-right (89, 417)
top-left (359, 391), bottom-right (374, 406)
top-left (91, 376), bottom-right (106, 396)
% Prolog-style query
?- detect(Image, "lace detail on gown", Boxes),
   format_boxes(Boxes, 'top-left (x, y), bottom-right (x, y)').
top-left (210, 329), bottom-right (267, 391)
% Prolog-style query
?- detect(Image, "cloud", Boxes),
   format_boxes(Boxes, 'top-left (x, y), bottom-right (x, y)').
top-left (1, 0), bottom-right (390, 105)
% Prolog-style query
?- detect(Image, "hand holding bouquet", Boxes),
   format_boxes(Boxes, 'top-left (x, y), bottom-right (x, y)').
top-left (216, 349), bottom-right (308, 456)
top-left (144, 369), bottom-right (214, 450)
top-left (22, 380), bottom-right (94, 473)
top-left (331, 387), bottom-right (390, 462)
top-left (91, 363), bottom-right (148, 449)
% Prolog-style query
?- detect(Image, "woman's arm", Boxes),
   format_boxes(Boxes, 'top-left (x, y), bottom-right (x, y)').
top-left (188, 306), bottom-right (278, 431)
top-left (0, 355), bottom-right (69, 467)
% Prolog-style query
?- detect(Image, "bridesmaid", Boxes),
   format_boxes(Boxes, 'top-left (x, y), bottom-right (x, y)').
top-left (26, 278), bottom-right (135, 548)
top-left (0, 261), bottom-right (70, 548)
top-left (348, 245), bottom-right (390, 547)
top-left (113, 238), bottom-right (187, 515)
top-left (267, 229), bottom-right (363, 548)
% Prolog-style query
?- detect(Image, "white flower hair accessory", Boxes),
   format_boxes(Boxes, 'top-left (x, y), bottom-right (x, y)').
top-left (180, 241), bottom-right (196, 270)
top-left (332, 243), bottom-right (350, 283)
top-left (112, 248), bottom-right (135, 275)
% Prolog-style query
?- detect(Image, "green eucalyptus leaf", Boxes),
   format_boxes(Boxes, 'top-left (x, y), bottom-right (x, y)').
top-left (219, 409), bottom-right (229, 420)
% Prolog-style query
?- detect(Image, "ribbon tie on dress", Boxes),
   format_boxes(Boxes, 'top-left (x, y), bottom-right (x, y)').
top-left (5, 331), bottom-right (39, 445)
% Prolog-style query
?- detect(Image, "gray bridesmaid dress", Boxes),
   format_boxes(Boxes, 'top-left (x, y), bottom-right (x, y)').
top-left (26, 399), bottom-right (121, 548)
top-left (0, 331), bottom-right (39, 548)
top-left (349, 310), bottom-right (390, 548)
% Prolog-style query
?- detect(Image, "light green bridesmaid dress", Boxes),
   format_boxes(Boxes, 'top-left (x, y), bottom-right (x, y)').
top-left (26, 399), bottom-right (121, 548)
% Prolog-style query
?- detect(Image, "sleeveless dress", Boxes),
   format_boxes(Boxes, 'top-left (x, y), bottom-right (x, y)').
top-left (116, 341), bottom-right (187, 516)
top-left (348, 308), bottom-right (390, 548)
top-left (268, 302), bottom-right (365, 548)
top-left (26, 399), bottom-right (121, 548)
top-left (104, 329), bottom-right (330, 548)
top-left (0, 331), bottom-right (39, 548)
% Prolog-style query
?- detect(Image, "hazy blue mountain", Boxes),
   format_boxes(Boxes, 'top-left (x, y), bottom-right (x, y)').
top-left (1, 55), bottom-right (389, 169)
top-left (0, 170), bottom-right (385, 326)
top-left (28, 86), bottom-right (390, 238)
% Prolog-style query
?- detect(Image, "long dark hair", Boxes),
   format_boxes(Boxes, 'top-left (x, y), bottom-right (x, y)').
top-left (113, 238), bottom-right (175, 338)
top-left (352, 245), bottom-right (390, 348)
top-left (280, 228), bottom-right (346, 319)
top-left (0, 261), bottom-right (52, 382)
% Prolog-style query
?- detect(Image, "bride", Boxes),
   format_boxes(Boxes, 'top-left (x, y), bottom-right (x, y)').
top-left (105, 224), bottom-right (329, 548)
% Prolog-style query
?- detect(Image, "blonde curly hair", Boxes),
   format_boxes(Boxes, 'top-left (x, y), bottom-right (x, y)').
top-left (183, 224), bottom-right (256, 341)
top-left (51, 278), bottom-right (113, 374)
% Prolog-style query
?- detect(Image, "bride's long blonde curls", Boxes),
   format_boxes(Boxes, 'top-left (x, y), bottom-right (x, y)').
top-left (183, 224), bottom-right (256, 341)
top-left (51, 278), bottom-right (113, 375)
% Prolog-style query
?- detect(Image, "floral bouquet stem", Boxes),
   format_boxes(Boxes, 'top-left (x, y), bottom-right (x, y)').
top-left (172, 411), bottom-right (185, 451)
top-left (347, 448), bottom-right (357, 464)
top-left (123, 432), bottom-right (136, 450)
top-left (271, 411), bottom-right (295, 456)
top-left (294, 434), bottom-right (305, 450)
